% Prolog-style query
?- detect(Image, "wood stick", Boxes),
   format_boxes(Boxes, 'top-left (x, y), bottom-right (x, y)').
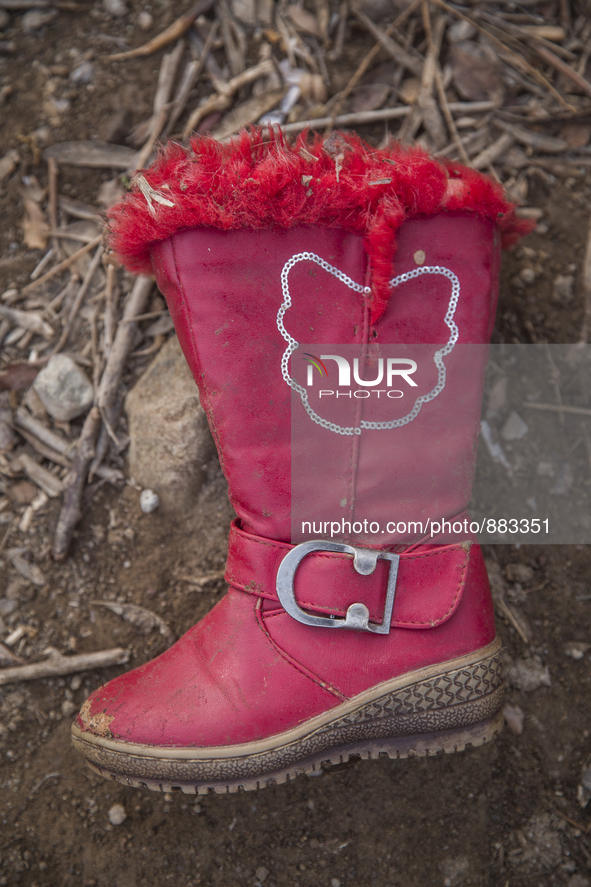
top-left (523, 402), bottom-right (591, 417)
top-left (428, 0), bottom-right (574, 111)
top-left (97, 276), bottom-right (153, 418)
top-left (281, 101), bottom-right (496, 134)
top-left (30, 248), bottom-right (56, 281)
top-left (52, 405), bottom-right (101, 560)
top-left (328, 0), bottom-right (422, 122)
top-left (22, 234), bottom-right (102, 295)
top-left (493, 590), bottom-right (532, 644)
top-left (416, 6), bottom-right (446, 149)
top-left (132, 105), bottom-right (169, 174)
top-left (13, 452), bottom-right (63, 498)
top-left (164, 22), bottom-right (220, 138)
top-left (103, 263), bottom-right (116, 356)
top-left (354, 9), bottom-right (423, 77)
top-left (493, 118), bottom-right (568, 153)
top-left (47, 155), bottom-right (58, 251)
top-left (14, 406), bottom-right (122, 482)
top-left (183, 58), bottom-right (274, 138)
top-left (131, 40), bottom-right (186, 173)
top-left (15, 425), bottom-right (72, 468)
top-left (434, 62), bottom-right (469, 163)
top-left (0, 305), bottom-right (54, 339)
top-left (0, 645), bottom-right (130, 687)
top-left (472, 132), bottom-right (514, 170)
top-left (533, 42), bottom-right (591, 100)
top-left (107, 0), bottom-right (215, 61)
top-left (52, 244), bottom-right (104, 354)
top-left (15, 407), bottom-right (75, 455)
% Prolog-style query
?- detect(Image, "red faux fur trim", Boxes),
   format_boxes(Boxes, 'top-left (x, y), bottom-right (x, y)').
top-left (108, 129), bottom-right (531, 323)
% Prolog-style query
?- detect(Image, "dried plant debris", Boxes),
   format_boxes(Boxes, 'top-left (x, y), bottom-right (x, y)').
top-left (91, 600), bottom-right (173, 639)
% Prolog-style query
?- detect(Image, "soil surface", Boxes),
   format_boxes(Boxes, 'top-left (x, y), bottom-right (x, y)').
top-left (1, 2), bottom-right (591, 887)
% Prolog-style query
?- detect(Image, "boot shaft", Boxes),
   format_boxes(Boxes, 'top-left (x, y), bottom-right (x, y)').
top-left (150, 214), bottom-right (500, 543)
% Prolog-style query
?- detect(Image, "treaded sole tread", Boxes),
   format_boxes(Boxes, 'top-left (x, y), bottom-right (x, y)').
top-left (81, 713), bottom-right (504, 795)
top-left (72, 644), bottom-right (504, 794)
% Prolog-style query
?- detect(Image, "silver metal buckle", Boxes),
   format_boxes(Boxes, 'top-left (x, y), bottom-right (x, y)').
top-left (276, 540), bottom-right (399, 634)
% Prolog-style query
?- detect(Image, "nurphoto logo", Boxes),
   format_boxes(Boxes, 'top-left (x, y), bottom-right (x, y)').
top-left (304, 353), bottom-right (418, 398)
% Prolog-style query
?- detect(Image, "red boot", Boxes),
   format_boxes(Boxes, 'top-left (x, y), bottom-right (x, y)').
top-left (72, 131), bottom-right (528, 793)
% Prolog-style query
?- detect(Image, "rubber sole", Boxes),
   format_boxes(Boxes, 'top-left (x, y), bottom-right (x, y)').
top-left (72, 639), bottom-right (503, 795)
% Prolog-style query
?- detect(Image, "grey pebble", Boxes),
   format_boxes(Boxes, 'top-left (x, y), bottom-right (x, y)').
top-left (108, 803), bottom-right (127, 825)
top-left (140, 489), bottom-right (160, 514)
top-left (33, 354), bottom-right (94, 422)
top-left (22, 9), bottom-right (57, 32)
top-left (501, 411), bottom-right (529, 442)
top-left (103, 0), bottom-right (127, 16)
top-left (70, 61), bottom-right (94, 84)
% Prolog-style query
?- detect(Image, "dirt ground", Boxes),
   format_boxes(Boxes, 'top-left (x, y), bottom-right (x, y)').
top-left (1, 1), bottom-right (591, 886)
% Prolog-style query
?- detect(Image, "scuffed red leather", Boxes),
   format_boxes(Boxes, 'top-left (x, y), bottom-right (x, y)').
top-left (77, 590), bottom-right (344, 747)
top-left (77, 542), bottom-right (495, 745)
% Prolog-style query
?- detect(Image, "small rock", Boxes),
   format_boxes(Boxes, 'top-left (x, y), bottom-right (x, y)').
top-left (139, 489), bottom-right (160, 514)
top-left (505, 563), bottom-right (534, 584)
top-left (448, 19), bottom-right (476, 41)
top-left (505, 655), bottom-right (551, 692)
top-left (61, 699), bottom-right (77, 717)
top-left (501, 411), bottom-right (529, 441)
top-left (565, 642), bottom-right (590, 661)
top-left (537, 460), bottom-right (555, 478)
top-left (0, 598), bottom-right (17, 617)
top-left (22, 9), bottom-right (57, 31)
top-left (33, 354), bottom-right (94, 422)
top-left (520, 266), bottom-right (536, 284)
top-left (8, 550), bottom-right (46, 587)
top-left (232, 0), bottom-right (256, 25)
top-left (503, 703), bottom-right (524, 735)
top-left (103, 0), bottom-right (127, 15)
top-left (125, 336), bottom-right (215, 512)
top-left (6, 481), bottom-right (37, 505)
top-left (108, 803), bottom-right (127, 825)
top-left (255, 867), bottom-right (269, 884)
top-left (553, 274), bottom-right (574, 303)
top-left (70, 61), bottom-right (94, 84)
top-left (441, 856), bottom-right (470, 887)
top-left (331, 880), bottom-right (341, 887)
top-left (137, 10), bottom-right (153, 29)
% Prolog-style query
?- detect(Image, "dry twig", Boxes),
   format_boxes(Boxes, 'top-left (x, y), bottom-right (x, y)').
top-left (52, 406), bottom-right (101, 561)
top-left (108, 0), bottom-right (215, 61)
top-left (0, 646), bottom-right (130, 687)
top-left (164, 20), bottom-right (220, 138)
top-left (183, 58), bottom-right (274, 138)
top-left (328, 0), bottom-right (422, 122)
top-left (22, 234), bottom-right (102, 295)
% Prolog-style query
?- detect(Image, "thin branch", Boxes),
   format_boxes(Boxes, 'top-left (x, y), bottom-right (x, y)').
top-left (107, 0), bottom-right (215, 61)
top-left (22, 235), bottom-right (102, 295)
top-left (0, 646), bottom-right (130, 687)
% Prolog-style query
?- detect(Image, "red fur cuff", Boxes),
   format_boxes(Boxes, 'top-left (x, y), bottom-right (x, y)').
top-left (107, 128), bottom-right (531, 323)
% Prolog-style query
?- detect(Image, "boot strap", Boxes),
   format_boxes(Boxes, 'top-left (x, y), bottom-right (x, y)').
top-left (225, 521), bottom-right (471, 632)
